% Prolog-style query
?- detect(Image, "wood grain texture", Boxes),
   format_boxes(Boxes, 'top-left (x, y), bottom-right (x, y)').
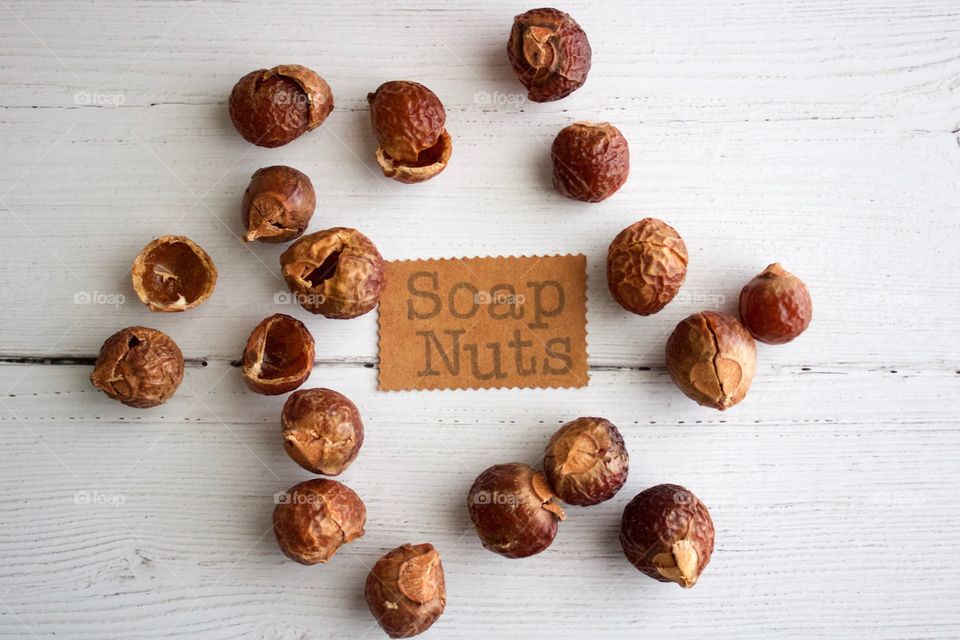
top-left (1, 0), bottom-right (959, 638)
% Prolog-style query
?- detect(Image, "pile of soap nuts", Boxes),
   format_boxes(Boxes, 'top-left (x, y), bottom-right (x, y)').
top-left (86, 7), bottom-right (814, 638)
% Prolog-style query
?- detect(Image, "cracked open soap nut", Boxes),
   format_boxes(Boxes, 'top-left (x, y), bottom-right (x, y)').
top-left (131, 236), bottom-right (217, 312)
top-left (241, 314), bottom-right (314, 395)
top-left (90, 326), bottom-right (184, 408)
top-left (544, 417), bottom-right (628, 506)
top-left (666, 311), bottom-right (756, 411)
top-left (242, 166), bottom-right (316, 243)
top-left (279, 227), bottom-right (386, 319)
top-left (273, 478), bottom-right (366, 565)
top-left (607, 218), bottom-right (688, 315)
top-left (552, 122), bottom-right (629, 203)
top-left (368, 81), bottom-right (452, 183)
top-left (739, 263), bottom-right (812, 344)
top-left (229, 64), bottom-right (333, 148)
top-left (620, 484), bottom-right (715, 588)
top-left (282, 388), bottom-right (363, 475)
top-left (507, 8), bottom-right (591, 102)
top-left (467, 463), bottom-right (565, 558)
top-left (365, 543), bottom-right (446, 638)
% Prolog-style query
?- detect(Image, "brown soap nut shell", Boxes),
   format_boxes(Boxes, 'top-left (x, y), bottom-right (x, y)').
top-left (666, 311), bottom-right (756, 411)
top-left (282, 388), bottom-right (364, 475)
top-left (273, 478), bottom-right (366, 565)
top-left (279, 227), bottom-right (387, 319)
top-left (242, 166), bottom-right (316, 243)
top-left (90, 326), bottom-right (184, 408)
top-left (131, 235), bottom-right (217, 312)
top-left (543, 417), bottom-right (629, 506)
top-left (241, 314), bottom-right (314, 395)
top-left (365, 543), bottom-right (446, 638)
top-left (374, 130), bottom-right (452, 184)
top-left (620, 484), bottom-right (715, 588)
top-left (739, 263), bottom-right (812, 344)
top-left (607, 218), bottom-right (688, 315)
top-left (228, 64), bottom-right (333, 148)
top-left (507, 7), bottom-right (591, 102)
top-left (368, 81), bottom-right (451, 184)
top-left (467, 462), bottom-right (565, 559)
top-left (552, 122), bottom-right (629, 203)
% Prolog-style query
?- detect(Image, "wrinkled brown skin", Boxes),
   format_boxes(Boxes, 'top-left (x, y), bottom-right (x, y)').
top-left (666, 311), bottom-right (757, 411)
top-left (607, 218), bottom-right (688, 316)
top-left (368, 81), bottom-right (451, 183)
top-left (229, 64), bottom-right (334, 148)
top-left (90, 327), bottom-right (184, 408)
top-left (739, 263), bottom-right (812, 344)
top-left (131, 235), bottom-right (217, 312)
top-left (273, 479), bottom-right (366, 565)
top-left (620, 484), bottom-right (715, 588)
top-left (543, 417), bottom-right (629, 506)
top-left (282, 388), bottom-right (364, 475)
top-left (241, 314), bottom-right (314, 395)
top-left (507, 8), bottom-right (591, 102)
top-left (467, 463), bottom-right (565, 558)
top-left (365, 543), bottom-right (446, 638)
top-left (552, 122), bottom-right (629, 202)
top-left (279, 227), bottom-right (387, 319)
top-left (241, 166), bottom-right (316, 243)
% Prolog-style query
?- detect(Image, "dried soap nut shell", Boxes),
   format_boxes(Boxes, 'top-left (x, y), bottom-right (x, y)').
top-left (368, 81), bottom-right (452, 183)
top-left (229, 64), bottom-right (334, 148)
top-left (607, 218), bottom-right (688, 316)
top-left (273, 478), bottom-right (366, 565)
top-left (375, 130), bottom-right (452, 184)
top-left (665, 311), bottom-right (757, 411)
top-left (365, 543), bottom-right (446, 638)
top-left (242, 166), bottom-right (316, 243)
top-left (279, 227), bottom-right (387, 319)
top-left (543, 417), bottom-right (629, 506)
top-left (739, 263), bottom-right (813, 344)
top-left (552, 122), bottom-right (629, 203)
top-left (620, 484), bottom-right (715, 588)
top-left (90, 326), bottom-right (184, 408)
top-left (131, 235), bottom-right (217, 312)
top-left (467, 462), bottom-right (565, 559)
top-left (241, 314), bottom-right (314, 395)
top-left (282, 388), bottom-right (364, 475)
top-left (507, 8), bottom-right (592, 102)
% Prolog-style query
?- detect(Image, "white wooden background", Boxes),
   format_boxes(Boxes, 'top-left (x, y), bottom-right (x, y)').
top-left (1, 1), bottom-right (959, 638)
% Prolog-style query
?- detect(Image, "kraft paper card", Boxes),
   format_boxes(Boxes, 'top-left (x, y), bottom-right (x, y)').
top-left (377, 254), bottom-right (588, 391)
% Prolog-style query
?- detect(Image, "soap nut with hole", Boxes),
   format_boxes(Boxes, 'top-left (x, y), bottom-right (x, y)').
top-left (620, 484), bottom-right (715, 588)
top-left (131, 236), bottom-right (217, 312)
top-left (665, 311), bottom-right (756, 410)
top-left (229, 64), bottom-right (333, 148)
top-left (543, 417), bottom-right (629, 506)
top-left (467, 462), bottom-right (565, 558)
top-left (365, 543), bottom-right (446, 638)
top-left (273, 478), bottom-right (366, 565)
top-left (368, 81), bottom-right (452, 183)
top-left (279, 227), bottom-right (386, 319)
top-left (241, 314), bottom-right (314, 395)
top-left (507, 7), bottom-right (591, 102)
top-left (282, 388), bottom-right (363, 475)
top-left (90, 326), bottom-right (184, 408)
top-left (241, 166), bottom-right (316, 243)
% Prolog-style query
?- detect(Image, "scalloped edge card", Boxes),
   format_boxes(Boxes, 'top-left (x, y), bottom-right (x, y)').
top-left (377, 254), bottom-right (588, 391)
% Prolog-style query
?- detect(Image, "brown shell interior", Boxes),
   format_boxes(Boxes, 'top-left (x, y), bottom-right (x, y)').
top-left (136, 240), bottom-right (214, 307)
top-left (252, 316), bottom-right (312, 382)
top-left (380, 130), bottom-right (450, 168)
